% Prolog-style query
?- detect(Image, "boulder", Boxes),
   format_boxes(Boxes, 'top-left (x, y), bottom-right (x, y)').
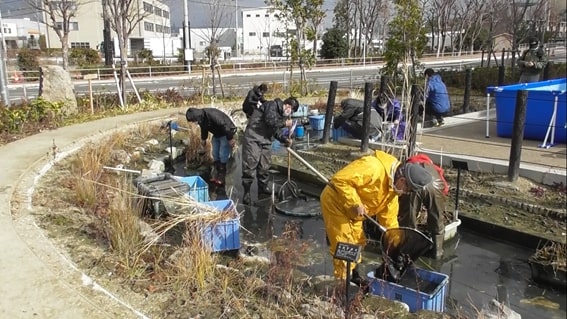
top-left (39, 65), bottom-right (77, 115)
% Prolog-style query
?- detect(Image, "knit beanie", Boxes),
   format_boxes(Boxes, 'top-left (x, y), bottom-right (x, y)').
top-left (404, 163), bottom-right (433, 191)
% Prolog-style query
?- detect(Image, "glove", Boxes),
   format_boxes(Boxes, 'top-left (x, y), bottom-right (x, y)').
top-left (169, 122), bottom-right (179, 131)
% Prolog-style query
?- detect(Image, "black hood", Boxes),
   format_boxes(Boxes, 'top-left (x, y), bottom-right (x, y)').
top-left (273, 98), bottom-right (285, 115)
top-left (186, 108), bottom-right (204, 122)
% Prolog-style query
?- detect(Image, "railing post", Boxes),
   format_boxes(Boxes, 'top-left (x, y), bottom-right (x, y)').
top-left (498, 65), bottom-right (505, 86)
top-left (149, 65), bottom-right (152, 78)
top-left (97, 68), bottom-right (100, 80)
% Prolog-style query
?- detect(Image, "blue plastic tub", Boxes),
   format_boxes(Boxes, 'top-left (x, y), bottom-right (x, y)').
top-left (178, 176), bottom-right (209, 202)
top-left (368, 267), bottom-right (448, 313)
top-left (332, 127), bottom-right (351, 141)
top-left (487, 78), bottom-right (566, 143)
top-left (309, 115), bottom-right (326, 130)
top-left (200, 200), bottom-right (240, 252)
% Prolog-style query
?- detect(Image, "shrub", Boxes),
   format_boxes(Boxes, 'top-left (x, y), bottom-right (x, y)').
top-left (69, 48), bottom-right (101, 67)
top-left (17, 48), bottom-right (41, 71)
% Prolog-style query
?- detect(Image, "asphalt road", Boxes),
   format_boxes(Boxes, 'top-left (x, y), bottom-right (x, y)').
top-left (6, 51), bottom-right (565, 102)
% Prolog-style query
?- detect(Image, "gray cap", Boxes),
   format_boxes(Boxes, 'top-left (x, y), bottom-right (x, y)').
top-left (404, 163), bottom-right (433, 191)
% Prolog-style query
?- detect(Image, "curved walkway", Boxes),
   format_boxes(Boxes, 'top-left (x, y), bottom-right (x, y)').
top-left (1, 108), bottom-right (182, 318)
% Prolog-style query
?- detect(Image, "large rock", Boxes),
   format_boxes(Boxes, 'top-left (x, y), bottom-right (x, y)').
top-left (39, 65), bottom-right (78, 115)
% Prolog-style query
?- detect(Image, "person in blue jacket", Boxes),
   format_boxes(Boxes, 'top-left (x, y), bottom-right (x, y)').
top-left (423, 68), bottom-right (451, 127)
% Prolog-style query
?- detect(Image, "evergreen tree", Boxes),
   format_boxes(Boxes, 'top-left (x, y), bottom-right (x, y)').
top-left (320, 28), bottom-right (348, 59)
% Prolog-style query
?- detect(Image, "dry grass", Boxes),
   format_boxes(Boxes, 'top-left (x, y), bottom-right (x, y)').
top-left (532, 241), bottom-right (567, 271)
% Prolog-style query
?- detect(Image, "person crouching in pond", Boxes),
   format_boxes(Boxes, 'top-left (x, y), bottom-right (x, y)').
top-left (241, 97), bottom-right (299, 205)
top-left (320, 151), bottom-right (433, 287)
top-left (185, 108), bottom-right (237, 186)
top-left (333, 98), bottom-right (383, 141)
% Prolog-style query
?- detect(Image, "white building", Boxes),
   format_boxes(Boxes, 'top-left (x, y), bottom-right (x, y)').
top-left (241, 7), bottom-right (293, 56)
top-left (42, 0), bottom-right (177, 58)
top-left (2, 18), bottom-right (46, 49)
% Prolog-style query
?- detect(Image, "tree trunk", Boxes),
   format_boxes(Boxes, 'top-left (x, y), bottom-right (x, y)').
top-left (119, 39), bottom-right (127, 105)
top-left (61, 35), bottom-right (69, 70)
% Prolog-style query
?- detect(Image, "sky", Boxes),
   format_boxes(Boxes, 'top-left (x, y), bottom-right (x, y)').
top-left (1, 0), bottom-right (337, 31)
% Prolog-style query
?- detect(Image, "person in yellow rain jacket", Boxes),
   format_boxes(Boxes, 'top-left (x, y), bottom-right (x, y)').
top-left (320, 150), bottom-right (433, 284)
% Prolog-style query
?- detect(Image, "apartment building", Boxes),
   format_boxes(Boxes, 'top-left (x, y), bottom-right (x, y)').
top-left (43, 0), bottom-right (174, 57)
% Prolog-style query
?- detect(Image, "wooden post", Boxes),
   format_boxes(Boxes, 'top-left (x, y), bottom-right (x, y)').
top-left (322, 81), bottom-right (338, 144)
top-left (507, 90), bottom-right (528, 182)
top-left (501, 48), bottom-right (505, 66)
top-left (360, 82), bottom-right (373, 152)
top-left (83, 74), bottom-right (98, 114)
top-left (498, 66), bottom-right (505, 86)
top-left (462, 68), bottom-right (472, 113)
top-left (407, 84), bottom-right (421, 158)
top-left (480, 50), bottom-right (485, 68)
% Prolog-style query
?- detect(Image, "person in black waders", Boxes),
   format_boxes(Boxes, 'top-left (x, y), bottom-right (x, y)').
top-left (185, 108), bottom-right (237, 186)
top-left (241, 97), bottom-right (299, 205)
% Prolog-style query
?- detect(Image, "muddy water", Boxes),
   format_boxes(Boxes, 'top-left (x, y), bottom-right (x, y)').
top-left (235, 193), bottom-right (566, 318)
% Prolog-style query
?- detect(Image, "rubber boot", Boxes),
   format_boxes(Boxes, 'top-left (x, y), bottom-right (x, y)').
top-left (432, 234), bottom-right (445, 260)
top-left (216, 163), bottom-right (227, 186)
top-left (210, 161), bottom-right (220, 184)
top-left (242, 182), bottom-right (252, 205)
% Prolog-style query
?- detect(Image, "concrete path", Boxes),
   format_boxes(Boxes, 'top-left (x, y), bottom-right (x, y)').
top-left (1, 106), bottom-right (565, 317)
top-left (0, 108), bottom-right (183, 318)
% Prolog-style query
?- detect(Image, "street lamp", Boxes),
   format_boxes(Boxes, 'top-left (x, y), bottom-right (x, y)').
top-left (235, 0), bottom-right (239, 58)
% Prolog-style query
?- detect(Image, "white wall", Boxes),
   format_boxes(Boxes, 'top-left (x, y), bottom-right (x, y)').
top-left (241, 7), bottom-right (291, 56)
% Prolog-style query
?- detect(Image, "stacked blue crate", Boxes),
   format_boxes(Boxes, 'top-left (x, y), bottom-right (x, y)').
top-left (200, 199), bottom-right (240, 252)
top-left (178, 176), bottom-right (209, 202)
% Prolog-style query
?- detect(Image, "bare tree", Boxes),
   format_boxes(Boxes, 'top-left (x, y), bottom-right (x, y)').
top-left (198, 0), bottom-right (232, 97)
top-left (104, 0), bottom-right (150, 104)
top-left (27, 0), bottom-right (86, 70)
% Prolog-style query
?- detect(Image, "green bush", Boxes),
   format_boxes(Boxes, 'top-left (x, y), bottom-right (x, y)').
top-left (17, 48), bottom-right (41, 71)
top-left (0, 97), bottom-right (63, 133)
top-left (69, 48), bottom-right (101, 67)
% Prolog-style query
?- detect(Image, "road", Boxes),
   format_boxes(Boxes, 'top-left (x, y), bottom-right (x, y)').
top-left (6, 51), bottom-right (565, 102)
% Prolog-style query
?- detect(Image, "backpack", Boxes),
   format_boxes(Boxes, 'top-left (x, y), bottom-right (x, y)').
top-left (407, 153), bottom-right (449, 195)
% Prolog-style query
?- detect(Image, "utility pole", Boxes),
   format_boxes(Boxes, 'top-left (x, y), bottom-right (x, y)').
top-left (235, 0), bottom-right (238, 58)
top-left (183, 0), bottom-right (192, 73)
top-left (0, 10), bottom-right (10, 106)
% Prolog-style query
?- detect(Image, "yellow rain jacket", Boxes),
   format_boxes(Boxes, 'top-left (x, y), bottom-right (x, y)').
top-left (320, 150), bottom-right (401, 279)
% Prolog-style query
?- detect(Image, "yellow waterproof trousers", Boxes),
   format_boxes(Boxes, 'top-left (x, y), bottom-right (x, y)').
top-left (320, 186), bottom-right (366, 279)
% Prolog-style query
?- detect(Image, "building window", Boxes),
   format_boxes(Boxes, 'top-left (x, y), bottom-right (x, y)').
top-left (246, 14), bottom-right (250, 17)
top-left (56, 22), bottom-right (79, 31)
top-left (265, 14), bottom-right (269, 17)
top-left (154, 7), bottom-right (162, 16)
top-left (273, 31), bottom-right (285, 38)
top-left (262, 32), bottom-right (269, 37)
top-left (199, 41), bottom-right (206, 46)
top-left (164, 26), bottom-right (170, 33)
top-left (71, 42), bottom-right (90, 49)
top-left (255, 14), bottom-right (260, 17)
top-left (156, 24), bottom-right (163, 33)
top-left (143, 2), bottom-right (153, 13)
top-left (144, 21), bottom-right (154, 32)
top-left (162, 10), bottom-right (169, 18)
top-left (249, 32), bottom-right (256, 37)
top-left (3, 28), bottom-right (12, 34)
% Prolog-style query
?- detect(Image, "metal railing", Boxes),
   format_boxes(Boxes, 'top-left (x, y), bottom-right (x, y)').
top-left (7, 51), bottom-right (488, 85)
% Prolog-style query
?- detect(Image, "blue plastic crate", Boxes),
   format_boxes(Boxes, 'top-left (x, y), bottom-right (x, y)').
top-left (332, 127), bottom-right (351, 141)
top-left (367, 267), bottom-right (448, 313)
top-left (178, 176), bottom-right (209, 202)
top-left (201, 200), bottom-right (240, 252)
top-left (309, 115), bottom-right (326, 130)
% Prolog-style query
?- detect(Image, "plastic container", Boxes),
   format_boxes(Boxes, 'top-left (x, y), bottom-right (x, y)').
top-left (177, 176), bottom-right (209, 202)
top-left (292, 104), bottom-right (309, 118)
top-left (295, 125), bottom-right (305, 138)
top-left (332, 127), bottom-right (351, 141)
top-left (487, 78), bottom-right (566, 143)
top-left (368, 267), bottom-right (448, 313)
top-left (444, 219), bottom-right (462, 241)
top-left (309, 115), bottom-right (326, 130)
top-left (201, 200), bottom-right (240, 252)
top-left (134, 173), bottom-right (190, 217)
